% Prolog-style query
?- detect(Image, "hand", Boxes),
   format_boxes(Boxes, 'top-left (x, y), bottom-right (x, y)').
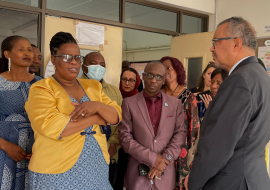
top-left (108, 143), bottom-right (117, 158)
top-left (201, 94), bottom-right (212, 109)
top-left (184, 174), bottom-right (189, 190)
top-left (25, 153), bottom-right (32, 160)
top-left (153, 154), bottom-right (169, 172)
top-left (1, 141), bottom-right (26, 162)
top-left (70, 101), bottom-right (103, 121)
top-left (147, 167), bottom-right (162, 180)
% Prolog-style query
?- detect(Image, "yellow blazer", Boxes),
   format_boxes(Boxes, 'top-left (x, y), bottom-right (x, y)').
top-left (25, 76), bottom-right (122, 174)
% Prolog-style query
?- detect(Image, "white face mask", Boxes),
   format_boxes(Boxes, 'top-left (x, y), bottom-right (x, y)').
top-left (84, 65), bottom-right (106, 81)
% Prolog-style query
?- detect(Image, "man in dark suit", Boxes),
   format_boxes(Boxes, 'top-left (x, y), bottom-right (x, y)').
top-left (119, 61), bottom-right (187, 190)
top-left (188, 17), bottom-right (270, 190)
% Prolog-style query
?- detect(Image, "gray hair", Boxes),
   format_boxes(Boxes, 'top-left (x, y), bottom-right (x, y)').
top-left (218, 17), bottom-right (257, 51)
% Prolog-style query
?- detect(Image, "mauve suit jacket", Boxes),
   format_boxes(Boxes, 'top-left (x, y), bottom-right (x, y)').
top-left (119, 91), bottom-right (187, 190)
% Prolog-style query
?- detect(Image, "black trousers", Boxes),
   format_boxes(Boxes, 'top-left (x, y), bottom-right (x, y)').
top-left (112, 148), bottom-right (129, 190)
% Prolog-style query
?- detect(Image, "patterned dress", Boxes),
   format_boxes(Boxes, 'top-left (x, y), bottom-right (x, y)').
top-left (29, 95), bottom-right (113, 190)
top-left (0, 75), bottom-right (42, 190)
top-left (175, 89), bottom-right (200, 190)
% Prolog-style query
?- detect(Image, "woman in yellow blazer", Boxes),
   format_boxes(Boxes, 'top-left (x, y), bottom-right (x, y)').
top-left (25, 32), bottom-right (121, 190)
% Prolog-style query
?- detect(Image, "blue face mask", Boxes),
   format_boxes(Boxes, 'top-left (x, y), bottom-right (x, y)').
top-left (84, 65), bottom-right (106, 81)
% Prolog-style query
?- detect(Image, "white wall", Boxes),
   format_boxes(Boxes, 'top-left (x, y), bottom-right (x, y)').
top-left (216, 0), bottom-right (270, 38)
top-left (147, 0), bottom-right (215, 14)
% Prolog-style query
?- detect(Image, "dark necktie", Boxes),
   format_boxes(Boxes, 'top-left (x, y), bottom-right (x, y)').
top-left (149, 97), bottom-right (156, 126)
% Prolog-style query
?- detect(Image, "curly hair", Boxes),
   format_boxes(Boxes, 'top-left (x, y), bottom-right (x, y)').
top-left (159, 56), bottom-right (186, 86)
top-left (49, 32), bottom-right (77, 56)
top-left (0, 35), bottom-right (28, 73)
top-left (197, 61), bottom-right (217, 92)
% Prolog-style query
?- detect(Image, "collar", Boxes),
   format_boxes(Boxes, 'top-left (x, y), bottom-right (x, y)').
top-left (81, 74), bottom-right (106, 88)
top-left (229, 56), bottom-right (251, 75)
top-left (143, 90), bottom-right (162, 100)
top-left (101, 79), bottom-right (108, 88)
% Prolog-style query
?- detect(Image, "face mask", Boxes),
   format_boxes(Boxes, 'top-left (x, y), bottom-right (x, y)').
top-left (84, 65), bottom-right (106, 81)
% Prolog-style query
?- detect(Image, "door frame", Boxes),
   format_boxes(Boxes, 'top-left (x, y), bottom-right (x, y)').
top-left (182, 53), bottom-right (206, 85)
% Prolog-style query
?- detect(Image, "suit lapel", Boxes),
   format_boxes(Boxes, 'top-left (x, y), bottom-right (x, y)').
top-left (156, 92), bottom-right (168, 136)
top-left (137, 92), bottom-right (155, 137)
top-left (231, 56), bottom-right (258, 75)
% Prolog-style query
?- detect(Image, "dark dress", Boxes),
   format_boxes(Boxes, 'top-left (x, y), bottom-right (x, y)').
top-left (175, 89), bottom-right (200, 190)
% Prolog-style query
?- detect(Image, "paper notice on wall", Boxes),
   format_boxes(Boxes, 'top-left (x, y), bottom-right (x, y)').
top-left (44, 60), bottom-right (55, 78)
top-left (76, 22), bottom-right (104, 46)
top-left (265, 25), bottom-right (270, 33)
top-left (258, 46), bottom-right (270, 76)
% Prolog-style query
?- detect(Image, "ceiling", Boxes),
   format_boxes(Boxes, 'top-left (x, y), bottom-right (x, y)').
top-left (0, 8), bottom-right (38, 43)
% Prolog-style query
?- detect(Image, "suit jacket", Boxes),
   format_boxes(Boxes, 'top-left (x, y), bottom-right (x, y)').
top-left (119, 91), bottom-right (187, 190)
top-left (188, 56), bottom-right (270, 190)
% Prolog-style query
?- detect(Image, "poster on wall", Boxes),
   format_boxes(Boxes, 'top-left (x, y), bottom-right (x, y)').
top-left (258, 46), bottom-right (270, 76)
top-left (44, 60), bottom-right (55, 78)
top-left (76, 22), bottom-right (104, 47)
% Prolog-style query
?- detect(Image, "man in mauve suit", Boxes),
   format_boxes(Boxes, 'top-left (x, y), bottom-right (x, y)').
top-left (119, 61), bottom-right (187, 190)
top-left (188, 17), bottom-right (270, 190)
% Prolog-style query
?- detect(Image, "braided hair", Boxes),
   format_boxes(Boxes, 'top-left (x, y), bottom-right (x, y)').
top-left (49, 32), bottom-right (77, 56)
top-left (0, 35), bottom-right (28, 73)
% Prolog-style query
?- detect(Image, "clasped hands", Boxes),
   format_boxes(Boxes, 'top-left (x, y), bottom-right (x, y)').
top-left (69, 101), bottom-right (106, 125)
top-left (147, 154), bottom-right (169, 181)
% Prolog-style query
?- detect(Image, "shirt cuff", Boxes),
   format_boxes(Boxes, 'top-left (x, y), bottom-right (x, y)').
top-left (58, 118), bottom-right (71, 140)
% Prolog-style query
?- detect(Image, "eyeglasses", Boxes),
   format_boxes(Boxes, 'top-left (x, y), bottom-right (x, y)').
top-left (121, 78), bottom-right (136, 84)
top-left (54, 54), bottom-right (84, 64)
top-left (144, 72), bottom-right (164, 81)
top-left (212, 37), bottom-right (237, 49)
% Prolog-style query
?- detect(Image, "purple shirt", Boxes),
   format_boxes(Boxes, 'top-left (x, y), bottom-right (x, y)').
top-left (143, 91), bottom-right (162, 136)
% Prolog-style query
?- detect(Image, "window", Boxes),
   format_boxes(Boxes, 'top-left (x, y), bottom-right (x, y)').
top-left (47, 0), bottom-right (120, 22)
top-left (125, 2), bottom-right (177, 32)
top-left (0, 8), bottom-right (39, 52)
top-left (187, 57), bottom-right (203, 89)
top-left (182, 15), bottom-right (205, 34)
top-left (0, 0), bottom-right (39, 7)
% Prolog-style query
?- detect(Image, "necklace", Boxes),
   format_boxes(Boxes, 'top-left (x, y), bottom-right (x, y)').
top-left (165, 84), bottom-right (179, 96)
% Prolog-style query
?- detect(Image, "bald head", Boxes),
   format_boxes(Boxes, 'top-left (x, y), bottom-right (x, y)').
top-left (144, 61), bottom-right (166, 75)
top-left (143, 61), bottom-right (166, 97)
top-left (84, 52), bottom-right (103, 62)
top-left (83, 52), bottom-right (105, 67)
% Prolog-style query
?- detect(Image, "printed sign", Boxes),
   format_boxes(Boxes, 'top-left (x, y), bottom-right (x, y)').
top-left (265, 25), bottom-right (270, 33)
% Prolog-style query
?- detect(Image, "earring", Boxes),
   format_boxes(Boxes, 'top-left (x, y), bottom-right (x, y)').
top-left (54, 65), bottom-right (56, 70)
top-left (27, 67), bottom-right (29, 72)
top-left (8, 58), bottom-right (11, 72)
